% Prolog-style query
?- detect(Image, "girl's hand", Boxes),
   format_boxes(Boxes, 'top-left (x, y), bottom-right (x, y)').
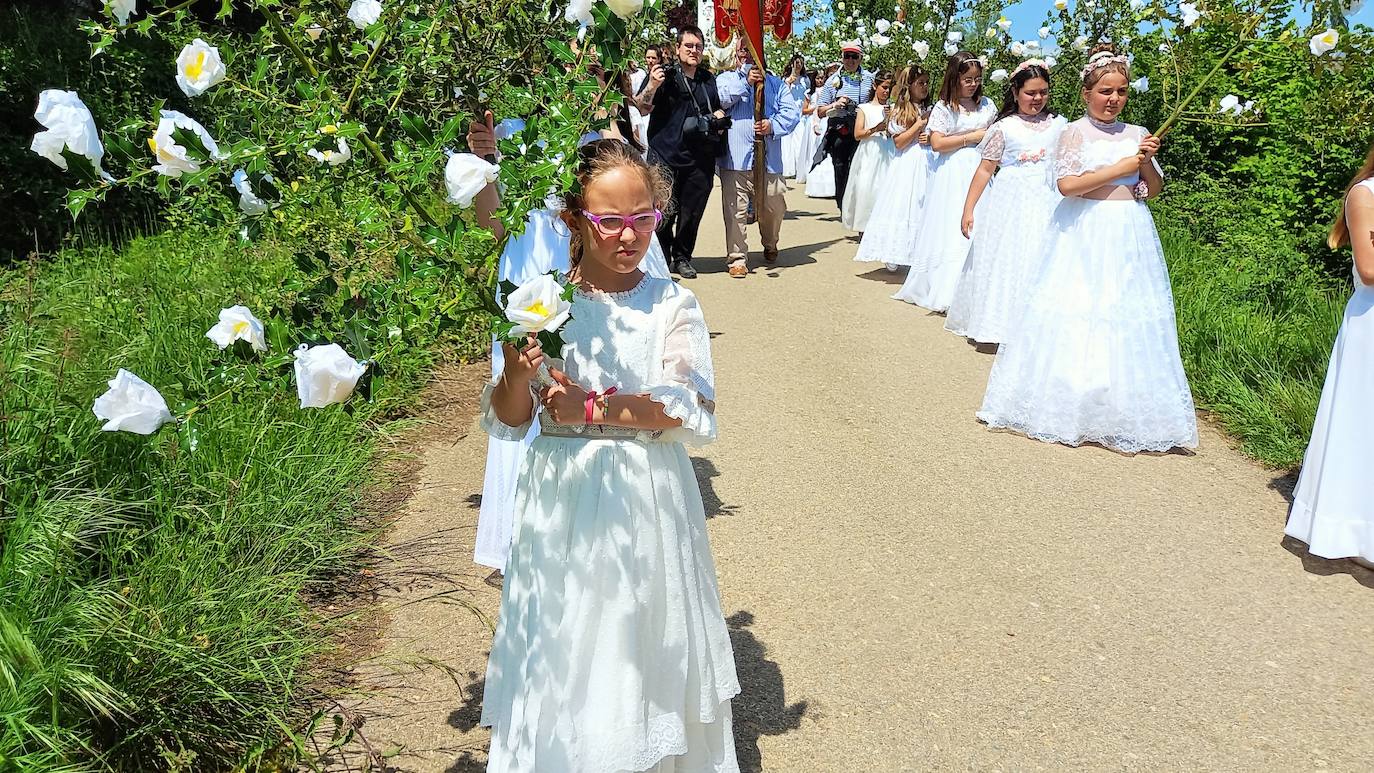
top-left (538, 368), bottom-right (589, 425)
top-left (501, 335), bottom-right (544, 385)
top-left (960, 212), bottom-right (975, 239)
top-left (917, 129), bottom-right (931, 145)
top-left (1138, 132), bottom-right (1161, 164)
top-left (467, 110), bottom-right (498, 160)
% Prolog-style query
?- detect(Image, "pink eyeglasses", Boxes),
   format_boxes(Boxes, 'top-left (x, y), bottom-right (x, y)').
top-left (581, 209), bottom-right (663, 237)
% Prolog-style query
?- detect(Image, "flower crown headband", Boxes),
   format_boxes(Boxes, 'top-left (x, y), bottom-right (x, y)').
top-left (1080, 50), bottom-right (1130, 82)
top-left (1011, 58), bottom-right (1049, 78)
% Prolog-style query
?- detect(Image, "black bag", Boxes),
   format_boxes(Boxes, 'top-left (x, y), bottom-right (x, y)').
top-left (676, 69), bottom-right (729, 154)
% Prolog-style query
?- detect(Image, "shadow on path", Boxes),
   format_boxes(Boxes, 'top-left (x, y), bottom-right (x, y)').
top-left (693, 456), bottom-right (738, 519)
top-left (729, 610), bottom-right (808, 772)
top-left (1281, 535), bottom-right (1374, 589)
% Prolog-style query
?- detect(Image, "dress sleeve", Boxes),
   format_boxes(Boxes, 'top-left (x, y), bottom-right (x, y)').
top-left (927, 102), bottom-right (954, 135)
top-left (1137, 124), bottom-right (1165, 180)
top-left (645, 288), bottom-right (717, 446)
top-left (1054, 122), bottom-right (1087, 180)
top-left (480, 378), bottom-right (537, 442)
top-left (979, 121), bottom-right (1005, 161)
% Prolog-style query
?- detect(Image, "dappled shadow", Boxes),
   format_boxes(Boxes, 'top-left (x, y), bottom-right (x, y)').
top-left (728, 611), bottom-right (808, 772)
top-left (1281, 535), bottom-right (1374, 589)
top-left (692, 456), bottom-right (738, 519)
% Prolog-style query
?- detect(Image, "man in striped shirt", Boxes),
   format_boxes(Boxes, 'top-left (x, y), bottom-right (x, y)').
top-left (814, 42), bottom-right (875, 217)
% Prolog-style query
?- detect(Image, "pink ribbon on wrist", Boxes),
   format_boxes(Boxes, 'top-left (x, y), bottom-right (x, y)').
top-left (585, 386), bottom-right (619, 427)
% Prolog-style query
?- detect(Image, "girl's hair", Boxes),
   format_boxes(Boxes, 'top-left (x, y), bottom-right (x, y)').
top-left (870, 70), bottom-right (894, 102)
top-left (786, 54), bottom-right (805, 77)
top-left (995, 63), bottom-right (1054, 123)
top-left (1330, 141), bottom-right (1374, 249)
top-left (890, 64), bottom-right (931, 127)
top-left (562, 139), bottom-right (673, 266)
top-left (938, 51), bottom-right (984, 112)
top-left (1081, 43), bottom-right (1130, 89)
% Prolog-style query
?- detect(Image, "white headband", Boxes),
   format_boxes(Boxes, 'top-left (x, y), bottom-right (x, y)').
top-left (1080, 50), bottom-right (1129, 81)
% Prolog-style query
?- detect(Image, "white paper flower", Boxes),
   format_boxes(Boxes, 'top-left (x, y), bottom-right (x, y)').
top-left (943, 41), bottom-right (959, 56)
top-left (1039, 26), bottom-right (1051, 39)
top-left (603, 0), bottom-right (644, 18)
top-left (565, 0), bottom-right (595, 27)
top-left (108, 0), bottom-right (136, 25)
top-left (92, 369), bottom-right (174, 435)
top-left (989, 68), bottom-right (1009, 83)
top-left (347, 0), bottom-right (382, 29)
top-left (1309, 28), bottom-right (1339, 56)
top-left (946, 30), bottom-right (963, 42)
top-left (985, 27), bottom-right (997, 39)
top-left (1072, 34), bottom-right (1090, 51)
top-left (444, 152), bottom-right (499, 208)
top-left (871, 33), bottom-right (891, 48)
top-left (206, 305), bottom-right (268, 352)
top-left (294, 344), bottom-right (366, 409)
top-left (231, 169), bottom-right (271, 215)
top-left (913, 40), bottom-right (930, 59)
top-left (30, 90), bottom-right (108, 178)
top-left (1241, 99), bottom-right (1255, 113)
top-left (1055, 0), bottom-right (1068, 9)
top-left (875, 18), bottom-right (891, 34)
top-left (1130, 0), bottom-right (1146, 9)
top-left (996, 16), bottom-right (1012, 32)
top-left (923, 21), bottom-right (934, 32)
top-left (504, 274), bottom-right (573, 336)
top-left (1179, 2), bottom-right (1201, 27)
top-left (1044, 56), bottom-right (1057, 68)
top-left (305, 25), bottom-right (325, 41)
top-left (307, 136), bottom-right (352, 166)
top-left (1009, 41), bottom-right (1026, 57)
top-left (149, 110), bottom-right (224, 177)
top-left (1218, 93), bottom-right (1243, 116)
top-left (175, 39), bottom-right (226, 97)
top-left (1159, 42), bottom-right (1171, 53)
top-left (1130, 76), bottom-right (1149, 92)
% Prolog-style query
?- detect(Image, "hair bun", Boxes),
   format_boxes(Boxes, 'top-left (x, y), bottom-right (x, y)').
top-left (1087, 42), bottom-right (1118, 59)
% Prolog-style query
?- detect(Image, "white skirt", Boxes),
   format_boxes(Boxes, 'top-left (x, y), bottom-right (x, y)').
top-left (781, 121), bottom-right (803, 178)
top-left (481, 436), bottom-right (740, 772)
top-left (841, 136), bottom-right (896, 232)
top-left (977, 197), bottom-right (1199, 453)
top-left (806, 154), bottom-right (836, 199)
top-left (793, 117), bottom-right (824, 185)
top-left (854, 144), bottom-right (931, 265)
top-left (945, 165), bottom-right (1059, 343)
top-left (1284, 283), bottom-right (1374, 561)
top-left (893, 146), bottom-right (983, 311)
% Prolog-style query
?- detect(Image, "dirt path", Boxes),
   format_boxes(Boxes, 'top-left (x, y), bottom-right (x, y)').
top-left (331, 186), bottom-right (1374, 772)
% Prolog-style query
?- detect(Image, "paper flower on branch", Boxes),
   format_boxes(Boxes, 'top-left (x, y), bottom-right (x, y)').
top-left (871, 34), bottom-right (891, 48)
top-left (108, 0), bottom-right (136, 25)
top-left (1055, 0), bottom-right (1068, 9)
top-left (503, 274), bottom-right (573, 337)
top-left (1010, 41), bottom-right (1026, 56)
top-left (604, 0), bottom-right (644, 18)
top-left (947, 30), bottom-right (963, 42)
top-left (1131, 76), bottom-right (1149, 92)
top-left (295, 344), bottom-right (366, 408)
top-left (565, 0), bottom-right (595, 28)
top-left (1039, 26), bottom-right (1050, 39)
top-left (30, 90), bottom-right (109, 179)
top-left (347, 0), bottom-right (382, 29)
top-left (206, 305), bottom-right (268, 352)
top-left (876, 18), bottom-right (892, 34)
top-left (996, 17), bottom-right (1012, 32)
top-left (913, 40), bottom-right (930, 59)
top-left (307, 135), bottom-right (352, 166)
top-left (445, 153), bottom-right (500, 208)
top-left (1072, 35), bottom-right (1089, 51)
top-left (93, 369), bottom-right (174, 435)
top-left (232, 169), bottom-right (271, 214)
top-left (1310, 28), bottom-right (1339, 56)
top-left (923, 21), bottom-right (934, 32)
top-left (989, 68), bottom-right (1009, 82)
top-left (1217, 94), bottom-right (1256, 117)
top-left (943, 42), bottom-right (959, 56)
top-left (175, 39), bottom-right (226, 97)
top-left (306, 25), bottom-right (325, 41)
top-left (149, 110), bottom-right (225, 177)
top-left (1179, 2), bottom-right (1202, 27)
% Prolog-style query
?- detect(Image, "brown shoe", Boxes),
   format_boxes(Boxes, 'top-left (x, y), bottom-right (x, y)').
top-left (763, 248), bottom-right (779, 264)
top-left (728, 265), bottom-right (748, 278)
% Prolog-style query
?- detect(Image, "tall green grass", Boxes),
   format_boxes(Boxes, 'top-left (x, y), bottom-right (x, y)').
top-left (1160, 218), bottom-right (1347, 468)
top-left (0, 228), bottom-right (441, 769)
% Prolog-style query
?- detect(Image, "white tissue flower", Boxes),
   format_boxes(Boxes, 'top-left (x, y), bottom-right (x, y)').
top-left (108, 0), bottom-right (136, 25)
top-left (307, 136), bottom-right (352, 166)
top-left (1309, 28), bottom-right (1339, 56)
top-left (565, 0), bottom-right (595, 27)
top-left (1179, 2), bottom-right (1202, 27)
top-left (504, 274), bottom-right (573, 336)
top-left (603, 0), bottom-right (644, 18)
top-left (231, 169), bottom-right (271, 215)
top-left (989, 68), bottom-right (1009, 83)
top-left (92, 369), bottom-right (174, 435)
top-left (149, 110), bottom-right (225, 177)
top-left (175, 39), bottom-right (226, 97)
top-left (30, 90), bottom-right (108, 178)
top-left (206, 305), bottom-right (268, 352)
top-left (444, 153), bottom-right (500, 208)
top-left (347, 0), bottom-right (382, 29)
top-left (294, 344), bottom-right (366, 408)
top-left (1130, 76), bottom-right (1149, 93)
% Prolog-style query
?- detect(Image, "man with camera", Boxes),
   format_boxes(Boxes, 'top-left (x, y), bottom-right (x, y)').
top-left (637, 25), bottom-right (729, 279)
top-left (814, 41), bottom-right (875, 217)
top-left (716, 44), bottom-right (800, 278)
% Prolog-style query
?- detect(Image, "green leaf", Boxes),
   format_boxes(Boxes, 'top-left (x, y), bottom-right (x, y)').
top-left (216, 0), bottom-right (234, 20)
top-left (398, 113), bottom-right (434, 145)
top-left (545, 40), bottom-right (577, 63)
top-left (170, 126), bottom-right (211, 163)
top-left (66, 188), bottom-right (99, 221)
top-left (60, 149), bottom-right (101, 184)
top-left (537, 329), bottom-right (566, 356)
top-left (177, 418), bottom-right (201, 454)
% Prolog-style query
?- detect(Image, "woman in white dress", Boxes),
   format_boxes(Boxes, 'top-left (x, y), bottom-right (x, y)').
top-left (853, 64), bottom-right (933, 270)
top-left (841, 70), bottom-right (896, 232)
top-left (1284, 146), bottom-right (1374, 567)
top-left (805, 67), bottom-right (840, 199)
top-left (481, 139), bottom-right (738, 771)
top-left (893, 51), bottom-right (998, 312)
top-left (779, 55), bottom-right (810, 178)
top-left (469, 115), bottom-right (670, 575)
top-left (977, 46), bottom-right (1198, 454)
top-left (946, 61), bottom-right (1067, 343)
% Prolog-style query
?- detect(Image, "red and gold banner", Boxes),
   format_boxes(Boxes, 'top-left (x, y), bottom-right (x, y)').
top-left (712, 0), bottom-right (794, 57)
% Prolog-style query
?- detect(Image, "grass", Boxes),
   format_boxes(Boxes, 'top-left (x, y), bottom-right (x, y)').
top-left (0, 225), bottom-right (454, 770)
top-left (1160, 215), bottom-right (1347, 469)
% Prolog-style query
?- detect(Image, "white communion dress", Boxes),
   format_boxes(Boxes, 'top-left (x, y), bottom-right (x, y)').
top-left (479, 275), bottom-right (740, 772)
top-left (793, 93), bottom-right (822, 185)
top-left (853, 109), bottom-right (933, 266)
top-left (841, 102), bottom-right (897, 232)
top-left (780, 79), bottom-right (810, 178)
top-left (1284, 178), bottom-right (1374, 562)
top-left (893, 96), bottom-right (998, 311)
top-left (474, 208), bottom-right (671, 570)
top-left (945, 112), bottom-right (1068, 343)
top-left (805, 113), bottom-right (836, 199)
top-left (977, 117), bottom-right (1199, 453)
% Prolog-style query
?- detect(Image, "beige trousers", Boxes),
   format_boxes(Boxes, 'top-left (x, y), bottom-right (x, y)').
top-left (719, 169), bottom-right (786, 268)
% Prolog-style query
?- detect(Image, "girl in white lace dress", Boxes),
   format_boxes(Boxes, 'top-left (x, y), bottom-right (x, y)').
top-left (780, 56), bottom-right (810, 178)
top-left (1284, 148), bottom-right (1374, 567)
top-left (946, 61), bottom-right (1066, 343)
top-left (977, 47), bottom-right (1198, 453)
top-left (854, 64), bottom-right (933, 270)
top-left (841, 71), bottom-right (896, 232)
top-left (893, 52), bottom-right (998, 312)
top-left (480, 139), bottom-right (738, 772)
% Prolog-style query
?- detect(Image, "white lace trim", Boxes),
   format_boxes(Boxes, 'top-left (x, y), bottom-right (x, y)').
top-left (480, 381), bottom-right (536, 442)
top-left (646, 383), bottom-right (717, 446)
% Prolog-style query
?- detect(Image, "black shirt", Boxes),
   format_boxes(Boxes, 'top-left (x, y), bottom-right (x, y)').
top-left (646, 66), bottom-right (722, 169)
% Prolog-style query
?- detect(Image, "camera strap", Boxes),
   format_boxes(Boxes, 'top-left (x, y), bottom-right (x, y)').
top-left (677, 68), bottom-right (708, 120)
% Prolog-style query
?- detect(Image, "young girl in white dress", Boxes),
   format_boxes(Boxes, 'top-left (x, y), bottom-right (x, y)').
top-left (977, 46), bottom-right (1198, 453)
top-left (1284, 145), bottom-right (1374, 567)
top-left (841, 70), bottom-right (896, 232)
top-left (469, 115), bottom-right (669, 575)
top-left (945, 61), bottom-right (1066, 343)
top-left (853, 64), bottom-right (932, 270)
top-left (480, 139), bottom-right (738, 772)
top-left (780, 56), bottom-right (810, 178)
top-left (894, 51), bottom-right (998, 312)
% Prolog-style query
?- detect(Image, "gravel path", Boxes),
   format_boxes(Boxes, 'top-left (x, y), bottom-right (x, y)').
top-left (333, 185), bottom-right (1374, 772)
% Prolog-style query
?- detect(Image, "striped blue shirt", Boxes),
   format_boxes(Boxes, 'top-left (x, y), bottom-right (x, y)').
top-left (815, 67), bottom-right (875, 108)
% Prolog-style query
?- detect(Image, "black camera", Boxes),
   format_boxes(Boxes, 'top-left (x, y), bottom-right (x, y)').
top-left (684, 113), bottom-right (732, 139)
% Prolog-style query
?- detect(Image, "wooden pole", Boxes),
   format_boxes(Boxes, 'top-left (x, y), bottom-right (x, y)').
top-left (752, 0), bottom-right (766, 200)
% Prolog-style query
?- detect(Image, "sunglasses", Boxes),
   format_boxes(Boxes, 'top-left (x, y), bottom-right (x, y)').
top-left (842, 52), bottom-right (860, 59)
top-left (581, 210), bottom-right (663, 237)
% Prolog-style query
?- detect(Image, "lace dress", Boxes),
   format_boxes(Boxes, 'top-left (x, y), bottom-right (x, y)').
top-left (893, 97), bottom-right (998, 311)
top-left (841, 102), bottom-right (897, 232)
top-left (780, 80), bottom-right (810, 178)
top-left (479, 276), bottom-right (740, 772)
top-left (1284, 178), bottom-right (1374, 561)
top-left (945, 113), bottom-right (1068, 343)
top-left (977, 117), bottom-right (1199, 453)
top-left (475, 209), bottom-right (671, 570)
top-left (805, 112), bottom-right (836, 198)
top-left (853, 109), bottom-right (933, 265)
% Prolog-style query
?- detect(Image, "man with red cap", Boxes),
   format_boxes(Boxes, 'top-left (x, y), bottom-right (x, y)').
top-left (814, 40), bottom-right (875, 217)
